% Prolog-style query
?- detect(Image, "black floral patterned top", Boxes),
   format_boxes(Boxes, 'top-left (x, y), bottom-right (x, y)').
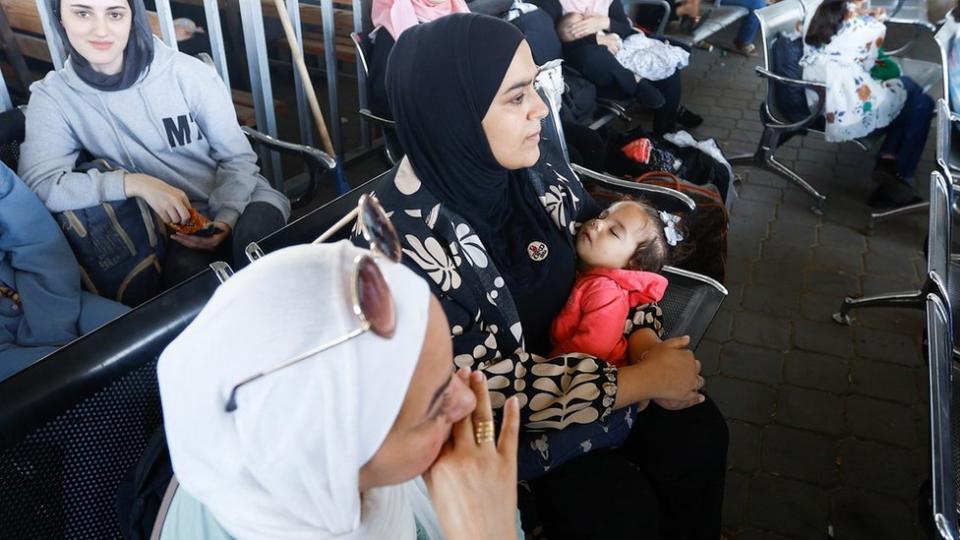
top-left (355, 143), bottom-right (663, 431)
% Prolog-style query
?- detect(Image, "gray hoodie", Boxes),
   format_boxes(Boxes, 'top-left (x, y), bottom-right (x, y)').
top-left (18, 38), bottom-right (290, 229)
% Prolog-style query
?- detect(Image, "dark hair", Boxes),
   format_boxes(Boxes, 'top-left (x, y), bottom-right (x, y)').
top-left (952, 1), bottom-right (960, 21)
top-left (607, 199), bottom-right (680, 273)
top-left (805, 0), bottom-right (848, 47)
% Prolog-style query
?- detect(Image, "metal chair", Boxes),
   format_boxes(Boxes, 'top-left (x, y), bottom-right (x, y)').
top-left (923, 167), bottom-right (958, 539)
top-left (730, 0), bottom-right (940, 216)
top-left (935, 15), bottom-right (960, 175)
top-left (349, 31), bottom-right (403, 166)
top-left (240, 125), bottom-right (340, 207)
top-left (191, 48), bottom-right (345, 205)
top-left (625, 0), bottom-right (749, 47)
top-left (0, 268), bottom-right (222, 537)
top-left (874, 0), bottom-right (937, 30)
top-left (924, 288), bottom-right (959, 540)
top-left (833, 100), bottom-right (958, 324)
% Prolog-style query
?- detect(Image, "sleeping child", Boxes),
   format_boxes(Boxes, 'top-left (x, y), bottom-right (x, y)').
top-left (550, 199), bottom-right (682, 365)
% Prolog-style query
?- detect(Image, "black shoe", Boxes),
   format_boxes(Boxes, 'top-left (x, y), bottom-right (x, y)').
top-left (867, 183), bottom-right (921, 209)
top-left (872, 158), bottom-right (898, 183)
top-left (677, 106), bottom-right (703, 129)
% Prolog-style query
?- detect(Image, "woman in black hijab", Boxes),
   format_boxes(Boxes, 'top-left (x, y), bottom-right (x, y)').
top-left (360, 13), bottom-right (728, 539)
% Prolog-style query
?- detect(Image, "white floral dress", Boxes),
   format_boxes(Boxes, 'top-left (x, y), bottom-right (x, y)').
top-left (800, 8), bottom-right (906, 142)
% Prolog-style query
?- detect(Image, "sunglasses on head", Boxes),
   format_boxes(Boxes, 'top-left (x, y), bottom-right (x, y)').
top-left (224, 194), bottom-right (402, 412)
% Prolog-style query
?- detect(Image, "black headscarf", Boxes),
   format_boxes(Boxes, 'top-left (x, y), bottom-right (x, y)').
top-left (386, 13), bottom-right (578, 354)
top-left (52, 0), bottom-right (155, 91)
top-left (387, 13), bottom-right (524, 236)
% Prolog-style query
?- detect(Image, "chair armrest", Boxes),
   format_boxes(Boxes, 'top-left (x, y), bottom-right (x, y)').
top-left (596, 98), bottom-right (632, 120)
top-left (620, 0), bottom-right (671, 35)
top-left (887, 0), bottom-right (908, 19)
top-left (359, 108), bottom-right (397, 128)
top-left (755, 66), bottom-right (827, 131)
top-left (242, 126), bottom-right (336, 170)
top-left (572, 163), bottom-right (698, 212)
top-left (241, 126), bottom-right (336, 207)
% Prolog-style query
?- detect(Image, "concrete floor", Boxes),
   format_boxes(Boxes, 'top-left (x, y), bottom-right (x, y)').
top-left (685, 23), bottom-right (939, 540)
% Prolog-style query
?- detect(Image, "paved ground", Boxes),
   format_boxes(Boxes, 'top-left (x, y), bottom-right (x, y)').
top-left (682, 25), bottom-right (939, 540)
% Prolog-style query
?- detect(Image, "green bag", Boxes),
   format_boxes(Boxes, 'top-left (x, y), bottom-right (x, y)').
top-left (871, 48), bottom-right (901, 81)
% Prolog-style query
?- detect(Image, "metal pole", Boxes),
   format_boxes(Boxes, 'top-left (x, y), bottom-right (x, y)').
top-left (286, 0), bottom-right (315, 148)
top-left (353, 0), bottom-right (370, 148)
top-left (203, 0), bottom-right (231, 88)
top-left (238, 0), bottom-right (283, 186)
top-left (317, 0), bottom-right (342, 155)
top-left (35, 0), bottom-right (66, 69)
top-left (153, 0), bottom-right (179, 49)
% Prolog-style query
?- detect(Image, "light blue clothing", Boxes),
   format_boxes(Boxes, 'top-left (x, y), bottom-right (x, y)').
top-left (161, 483), bottom-right (525, 540)
top-left (160, 487), bottom-right (234, 540)
top-left (0, 162), bottom-right (129, 382)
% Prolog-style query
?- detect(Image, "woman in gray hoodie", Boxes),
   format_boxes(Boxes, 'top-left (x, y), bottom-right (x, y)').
top-left (18, 0), bottom-right (290, 286)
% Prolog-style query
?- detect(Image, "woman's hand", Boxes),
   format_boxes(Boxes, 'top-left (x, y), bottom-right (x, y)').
top-left (124, 173), bottom-right (192, 224)
top-left (614, 335), bottom-right (705, 409)
top-left (170, 222), bottom-right (231, 251)
top-left (566, 14), bottom-right (611, 40)
top-left (597, 32), bottom-right (621, 55)
top-left (426, 370), bottom-right (520, 540)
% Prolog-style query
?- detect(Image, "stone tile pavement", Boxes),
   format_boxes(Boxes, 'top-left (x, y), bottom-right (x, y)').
top-left (681, 25), bottom-right (939, 540)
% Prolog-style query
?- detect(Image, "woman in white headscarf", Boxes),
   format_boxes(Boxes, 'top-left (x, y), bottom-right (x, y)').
top-left (156, 240), bottom-right (521, 539)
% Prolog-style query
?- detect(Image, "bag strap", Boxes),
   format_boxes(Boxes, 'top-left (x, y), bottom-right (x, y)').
top-left (149, 476), bottom-right (180, 540)
top-left (636, 171), bottom-right (681, 187)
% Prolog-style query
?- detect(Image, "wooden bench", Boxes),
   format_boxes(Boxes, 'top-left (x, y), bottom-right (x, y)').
top-left (263, 1), bottom-right (359, 64)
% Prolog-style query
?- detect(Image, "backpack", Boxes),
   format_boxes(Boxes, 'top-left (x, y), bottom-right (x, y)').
top-left (55, 162), bottom-right (167, 307)
top-left (117, 428), bottom-right (174, 540)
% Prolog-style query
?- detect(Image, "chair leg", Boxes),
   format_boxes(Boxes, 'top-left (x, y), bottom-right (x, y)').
top-left (832, 289), bottom-right (927, 325)
top-left (868, 201), bottom-right (930, 228)
top-left (764, 154), bottom-right (827, 215)
top-left (727, 152), bottom-right (756, 167)
top-left (727, 132), bottom-right (827, 214)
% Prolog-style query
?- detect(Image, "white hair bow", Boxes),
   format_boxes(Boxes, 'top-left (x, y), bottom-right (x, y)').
top-left (659, 211), bottom-right (684, 247)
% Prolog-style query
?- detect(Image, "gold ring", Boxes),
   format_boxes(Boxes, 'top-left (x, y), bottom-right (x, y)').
top-left (474, 420), bottom-right (495, 444)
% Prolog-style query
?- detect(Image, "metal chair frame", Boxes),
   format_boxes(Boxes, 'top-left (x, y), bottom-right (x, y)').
top-left (624, 0), bottom-right (749, 47)
top-left (834, 100), bottom-right (955, 324)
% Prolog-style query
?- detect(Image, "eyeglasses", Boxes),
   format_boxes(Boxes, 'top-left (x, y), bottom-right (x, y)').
top-left (224, 194), bottom-right (402, 412)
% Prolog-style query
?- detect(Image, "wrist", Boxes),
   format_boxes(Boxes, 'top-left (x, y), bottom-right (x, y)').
top-left (612, 363), bottom-right (655, 408)
top-left (123, 174), bottom-right (139, 198)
